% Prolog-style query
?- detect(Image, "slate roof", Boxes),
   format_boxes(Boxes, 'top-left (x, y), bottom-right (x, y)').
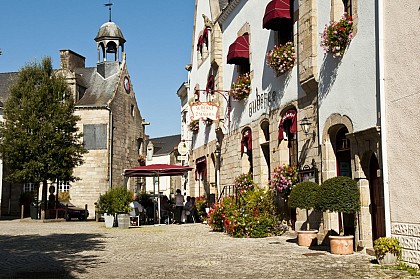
top-left (0, 64), bottom-right (119, 108)
top-left (147, 134), bottom-right (181, 156)
top-left (74, 65), bottom-right (119, 106)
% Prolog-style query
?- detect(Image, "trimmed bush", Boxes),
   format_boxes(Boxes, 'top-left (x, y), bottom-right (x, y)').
top-left (317, 176), bottom-right (360, 214)
top-left (289, 181), bottom-right (320, 210)
top-left (289, 181), bottom-right (320, 231)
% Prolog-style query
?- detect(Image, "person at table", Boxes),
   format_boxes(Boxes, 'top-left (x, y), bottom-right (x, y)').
top-left (184, 196), bottom-right (193, 223)
top-left (174, 189), bottom-right (184, 224)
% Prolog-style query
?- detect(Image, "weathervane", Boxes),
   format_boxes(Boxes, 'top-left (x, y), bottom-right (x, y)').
top-left (104, 1), bottom-right (113, 22)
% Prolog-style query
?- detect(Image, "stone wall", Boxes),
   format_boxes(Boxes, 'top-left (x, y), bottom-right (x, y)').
top-left (72, 109), bottom-right (110, 215)
top-left (392, 223), bottom-right (420, 265)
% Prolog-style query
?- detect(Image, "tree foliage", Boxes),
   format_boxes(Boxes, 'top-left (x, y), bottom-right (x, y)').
top-left (0, 57), bottom-right (87, 184)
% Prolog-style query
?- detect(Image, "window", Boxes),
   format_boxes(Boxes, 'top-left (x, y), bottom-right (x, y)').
top-left (131, 104), bottom-right (135, 117)
top-left (23, 183), bottom-right (36, 193)
top-left (57, 181), bottom-right (70, 192)
top-left (342, 0), bottom-right (352, 15)
top-left (83, 124), bottom-right (107, 150)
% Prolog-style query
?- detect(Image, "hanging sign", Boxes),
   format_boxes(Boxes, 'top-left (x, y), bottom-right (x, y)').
top-left (177, 141), bottom-right (188, 155)
top-left (190, 102), bottom-right (219, 121)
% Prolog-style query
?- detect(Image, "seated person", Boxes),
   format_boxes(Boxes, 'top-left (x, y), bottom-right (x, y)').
top-left (184, 196), bottom-right (193, 223)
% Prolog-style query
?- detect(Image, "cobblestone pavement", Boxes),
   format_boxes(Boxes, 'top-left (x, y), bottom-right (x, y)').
top-left (0, 219), bottom-right (417, 279)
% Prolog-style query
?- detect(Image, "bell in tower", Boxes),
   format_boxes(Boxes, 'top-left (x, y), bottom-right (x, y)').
top-left (95, 21), bottom-right (126, 63)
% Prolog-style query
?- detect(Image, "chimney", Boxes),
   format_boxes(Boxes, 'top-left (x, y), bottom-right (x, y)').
top-left (60, 50), bottom-right (86, 71)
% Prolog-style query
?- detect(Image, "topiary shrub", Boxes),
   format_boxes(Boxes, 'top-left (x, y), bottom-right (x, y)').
top-left (317, 176), bottom-right (360, 235)
top-left (289, 181), bottom-right (320, 230)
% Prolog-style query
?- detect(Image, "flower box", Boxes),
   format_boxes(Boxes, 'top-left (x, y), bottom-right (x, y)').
top-left (229, 72), bottom-right (251, 101)
top-left (266, 42), bottom-right (296, 76)
top-left (320, 13), bottom-right (353, 58)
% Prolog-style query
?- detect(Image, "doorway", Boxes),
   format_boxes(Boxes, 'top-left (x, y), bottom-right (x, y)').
top-left (369, 154), bottom-right (386, 240)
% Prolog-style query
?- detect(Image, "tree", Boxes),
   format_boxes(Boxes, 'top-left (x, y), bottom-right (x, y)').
top-left (0, 57), bottom-right (87, 218)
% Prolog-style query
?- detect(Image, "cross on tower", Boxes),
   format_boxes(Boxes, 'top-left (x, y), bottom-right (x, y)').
top-left (104, 1), bottom-right (113, 22)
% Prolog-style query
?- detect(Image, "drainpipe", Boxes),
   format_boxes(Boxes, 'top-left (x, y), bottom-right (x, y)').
top-left (376, 0), bottom-right (391, 236)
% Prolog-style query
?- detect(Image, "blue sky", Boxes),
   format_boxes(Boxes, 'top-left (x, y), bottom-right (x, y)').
top-left (0, 1), bottom-right (194, 138)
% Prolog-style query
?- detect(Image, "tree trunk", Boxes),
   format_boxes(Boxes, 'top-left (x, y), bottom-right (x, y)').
top-left (40, 181), bottom-right (48, 220)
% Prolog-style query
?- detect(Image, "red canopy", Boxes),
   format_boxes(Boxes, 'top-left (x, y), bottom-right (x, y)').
top-left (124, 164), bottom-right (193, 177)
top-left (227, 34), bottom-right (249, 65)
top-left (263, 0), bottom-right (291, 31)
top-left (278, 109), bottom-right (297, 140)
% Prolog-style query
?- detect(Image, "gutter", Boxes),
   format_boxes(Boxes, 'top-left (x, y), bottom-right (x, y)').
top-left (376, 0), bottom-right (391, 236)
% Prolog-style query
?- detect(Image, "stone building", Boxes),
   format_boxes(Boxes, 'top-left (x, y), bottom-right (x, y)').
top-left (144, 134), bottom-right (183, 198)
top-left (0, 20), bottom-right (146, 218)
top-left (181, 0), bottom-right (420, 266)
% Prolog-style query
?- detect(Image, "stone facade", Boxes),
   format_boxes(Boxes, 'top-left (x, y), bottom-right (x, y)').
top-left (182, 0), bottom-right (419, 266)
top-left (0, 21), bottom-right (145, 219)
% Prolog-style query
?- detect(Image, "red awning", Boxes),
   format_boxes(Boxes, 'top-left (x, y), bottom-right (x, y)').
top-left (195, 157), bottom-right (207, 180)
top-left (124, 164), bottom-right (193, 177)
top-left (278, 109), bottom-right (297, 140)
top-left (206, 75), bottom-right (214, 93)
top-left (227, 34), bottom-right (249, 65)
top-left (263, 0), bottom-right (292, 31)
top-left (241, 129), bottom-right (252, 154)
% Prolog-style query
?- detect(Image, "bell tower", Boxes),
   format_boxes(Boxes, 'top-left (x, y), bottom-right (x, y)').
top-left (94, 21), bottom-right (126, 63)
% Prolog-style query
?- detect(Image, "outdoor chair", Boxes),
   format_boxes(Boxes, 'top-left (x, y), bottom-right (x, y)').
top-left (129, 208), bottom-right (142, 227)
top-left (160, 209), bottom-right (174, 225)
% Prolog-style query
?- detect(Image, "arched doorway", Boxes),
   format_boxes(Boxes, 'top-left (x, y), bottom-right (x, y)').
top-left (369, 154), bottom-right (385, 240)
top-left (334, 127), bottom-right (355, 236)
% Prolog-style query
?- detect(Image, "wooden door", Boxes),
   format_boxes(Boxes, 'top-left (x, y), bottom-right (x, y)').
top-left (369, 155), bottom-right (386, 240)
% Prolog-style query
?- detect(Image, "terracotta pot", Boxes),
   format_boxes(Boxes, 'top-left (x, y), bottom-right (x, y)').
top-left (297, 230), bottom-right (318, 247)
top-left (329, 235), bottom-right (354, 255)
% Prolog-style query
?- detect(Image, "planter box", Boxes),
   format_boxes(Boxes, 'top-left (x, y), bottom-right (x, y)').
top-left (104, 214), bottom-right (115, 228)
top-left (329, 235), bottom-right (354, 255)
top-left (297, 230), bottom-right (318, 247)
top-left (117, 214), bottom-right (130, 229)
top-left (378, 252), bottom-right (398, 265)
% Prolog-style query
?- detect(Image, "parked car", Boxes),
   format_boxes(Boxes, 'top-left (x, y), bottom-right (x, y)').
top-left (56, 201), bottom-right (89, 221)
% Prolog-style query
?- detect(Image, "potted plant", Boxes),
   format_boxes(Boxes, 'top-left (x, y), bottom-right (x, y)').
top-left (112, 187), bottom-right (132, 229)
top-left (229, 72), bottom-right (251, 101)
top-left (374, 237), bottom-right (401, 265)
top-left (317, 176), bottom-right (360, 255)
top-left (137, 154), bottom-right (146, 166)
top-left (320, 13), bottom-right (354, 58)
top-left (98, 190), bottom-right (115, 228)
top-left (266, 42), bottom-right (296, 76)
top-left (189, 120), bottom-right (199, 133)
top-left (98, 187), bottom-right (132, 228)
top-left (289, 181), bottom-right (320, 246)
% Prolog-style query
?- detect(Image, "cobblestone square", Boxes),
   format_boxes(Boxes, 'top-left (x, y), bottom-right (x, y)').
top-left (0, 220), bottom-right (416, 278)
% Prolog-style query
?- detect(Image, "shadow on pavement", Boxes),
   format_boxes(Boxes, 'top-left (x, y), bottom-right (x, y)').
top-left (0, 233), bottom-right (106, 278)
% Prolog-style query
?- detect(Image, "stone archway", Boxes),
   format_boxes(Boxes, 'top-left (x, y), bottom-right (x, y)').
top-left (321, 114), bottom-right (354, 235)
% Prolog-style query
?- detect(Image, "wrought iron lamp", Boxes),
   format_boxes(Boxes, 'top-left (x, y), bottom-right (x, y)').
top-left (300, 117), bottom-right (316, 140)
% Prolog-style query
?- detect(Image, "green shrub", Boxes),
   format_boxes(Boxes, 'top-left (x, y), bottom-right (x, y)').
top-left (289, 181), bottom-right (320, 210)
top-left (289, 181), bottom-right (320, 231)
top-left (317, 176), bottom-right (360, 214)
top-left (234, 173), bottom-right (255, 193)
top-left (98, 187), bottom-right (132, 215)
top-left (208, 175), bottom-right (287, 238)
top-left (374, 237), bottom-right (402, 260)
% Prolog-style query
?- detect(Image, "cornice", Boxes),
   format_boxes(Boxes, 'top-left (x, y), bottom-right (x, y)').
top-left (216, 0), bottom-right (241, 25)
